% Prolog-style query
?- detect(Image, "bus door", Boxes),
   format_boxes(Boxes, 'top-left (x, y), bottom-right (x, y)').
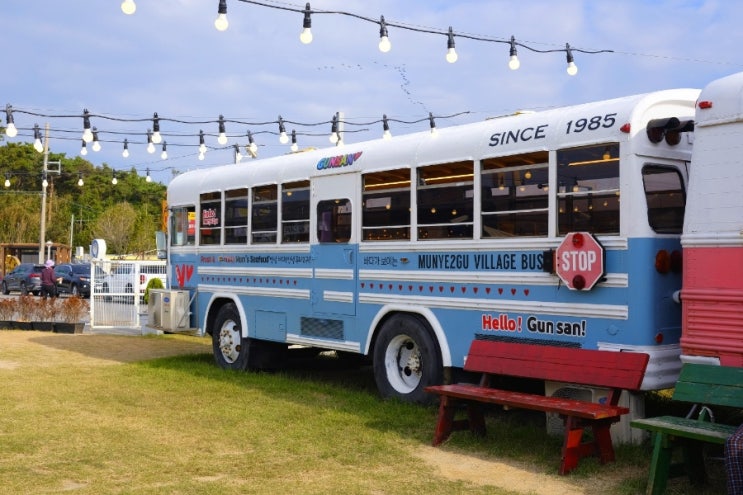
top-left (311, 173), bottom-right (358, 316)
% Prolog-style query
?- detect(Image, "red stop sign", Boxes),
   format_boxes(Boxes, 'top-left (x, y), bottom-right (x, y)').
top-left (555, 232), bottom-right (605, 290)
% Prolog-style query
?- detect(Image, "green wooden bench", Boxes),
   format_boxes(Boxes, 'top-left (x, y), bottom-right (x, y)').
top-left (425, 339), bottom-right (649, 475)
top-left (631, 363), bottom-right (743, 495)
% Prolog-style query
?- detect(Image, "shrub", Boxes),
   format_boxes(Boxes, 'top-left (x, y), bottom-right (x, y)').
top-left (58, 296), bottom-right (89, 323)
top-left (143, 277), bottom-right (164, 304)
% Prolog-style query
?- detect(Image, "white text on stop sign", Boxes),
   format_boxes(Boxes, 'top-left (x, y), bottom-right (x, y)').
top-left (560, 250), bottom-right (597, 271)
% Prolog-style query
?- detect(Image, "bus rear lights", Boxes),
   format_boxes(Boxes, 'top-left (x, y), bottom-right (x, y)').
top-left (620, 123), bottom-right (631, 133)
top-left (655, 249), bottom-right (682, 274)
top-left (698, 100), bottom-right (713, 109)
top-left (655, 333), bottom-right (664, 344)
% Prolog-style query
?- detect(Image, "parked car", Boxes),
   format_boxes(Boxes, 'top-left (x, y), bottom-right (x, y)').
top-left (99, 262), bottom-right (166, 303)
top-left (1, 263), bottom-right (44, 295)
top-left (54, 263), bottom-right (91, 298)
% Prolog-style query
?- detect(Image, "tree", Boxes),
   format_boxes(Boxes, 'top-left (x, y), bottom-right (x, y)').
top-left (92, 202), bottom-right (137, 255)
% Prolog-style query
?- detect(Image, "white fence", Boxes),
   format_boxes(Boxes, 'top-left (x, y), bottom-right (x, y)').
top-left (90, 260), bottom-right (166, 331)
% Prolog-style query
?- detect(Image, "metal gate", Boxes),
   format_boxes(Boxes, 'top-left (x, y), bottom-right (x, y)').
top-left (90, 259), bottom-right (166, 331)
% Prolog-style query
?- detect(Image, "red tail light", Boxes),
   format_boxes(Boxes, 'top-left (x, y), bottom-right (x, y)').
top-left (655, 250), bottom-right (671, 273)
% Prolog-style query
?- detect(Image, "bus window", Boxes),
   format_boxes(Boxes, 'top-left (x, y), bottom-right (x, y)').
top-left (224, 188), bottom-right (248, 244)
top-left (317, 199), bottom-right (351, 243)
top-left (170, 206), bottom-right (195, 246)
top-left (199, 192), bottom-right (222, 245)
top-left (417, 161), bottom-right (474, 240)
top-left (642, 165), bottom-right (686, 234)
top-left (362, 169), bottom-right (411, 241)
top-left (557, 143), bottom-right (620, 235)
top-left (251, 185), bottom-right (277, 244)
top-left (481, 152), bottom-right (548, 237)
top-left (282, 180), bottom-right (310, 243)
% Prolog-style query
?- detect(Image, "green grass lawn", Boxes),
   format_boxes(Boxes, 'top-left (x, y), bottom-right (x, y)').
top-left (0, 333), bottom-right (731, 494)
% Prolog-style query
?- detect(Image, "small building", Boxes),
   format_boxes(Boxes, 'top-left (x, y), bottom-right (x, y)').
top-left (1, 243), bottom-right (71, 276)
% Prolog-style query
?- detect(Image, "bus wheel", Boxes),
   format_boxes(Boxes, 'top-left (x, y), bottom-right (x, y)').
top-left (212, 303), bottom-right (250, 371)
top-left (373, 314), bottom-right (442, 403)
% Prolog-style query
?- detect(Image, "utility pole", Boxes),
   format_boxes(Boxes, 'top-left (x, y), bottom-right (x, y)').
top-left (39, 123), bottom-right (49, 263)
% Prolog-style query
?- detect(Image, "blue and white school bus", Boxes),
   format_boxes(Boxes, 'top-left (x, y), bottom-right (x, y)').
top-left (167, 88), bottom-right (697, 402)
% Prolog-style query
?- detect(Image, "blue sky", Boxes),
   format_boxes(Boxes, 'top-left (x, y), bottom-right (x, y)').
top-left (3, 0), bottom-right (743, 184)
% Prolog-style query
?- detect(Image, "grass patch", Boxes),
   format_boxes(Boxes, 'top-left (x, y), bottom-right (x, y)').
top-left (0, 333), bottom-right (730, 494)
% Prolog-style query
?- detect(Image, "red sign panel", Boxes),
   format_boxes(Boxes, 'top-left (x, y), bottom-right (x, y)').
top-left (555, 232), bottom-right (605, 290)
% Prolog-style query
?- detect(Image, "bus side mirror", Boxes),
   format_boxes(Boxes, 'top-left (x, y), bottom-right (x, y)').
top-left (155, 231), bottom-right (167, 260)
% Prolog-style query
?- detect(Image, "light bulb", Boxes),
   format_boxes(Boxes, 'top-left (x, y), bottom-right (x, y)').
top-left (199, 143), bottom-right (207, 154)
top-left (508, 55), bottom-right (520, 70)
top-left (92, 141), bottom-right (101, 152)
top-left (214, 14), bottom-right (228, 31)
top-left (78, 177), bottom-right (84, 187)
top-left (152, 131), bottom-right (162, 144)
top-left (383, 129), bottom-right (392, 140)
top-left (80, 145), bottom-right (88, 156)
top-left (121, 0), bottom-right (136, 15)
top-left (112, 177), bottom-right (118, 185)
top-left (147, 142), bottom-right (155, 154)
top-left (291, 142), bottom-right (298, 152)
top-left (446, 48), bottom-right (458, 63)
top-left (161, 149), bottom-right (168, 159)
top-left (299, 28), bottom-right (313, 44)
top-left (5, 123), bottom-right (17, 137)
top-left (217, 133), bottom-right (228, 145)
top-left (329, 132), bottom-right (338, 144)
top-left (4, 178), bottom-right (10, 188)
top-left (379, 36), bottom-right (391, 53)
top-left (248, 141), bottom-right (257, 154)
top-left (198, 152), bottom-right (205, 161)
top-left (146, 174), bottom-right (152, 183)
top-left (566, 62), bottom-right (578, 76)
top-left (34, 138), bottom-right (43, 153)
top-left (122, 148), bottom-right (129, 158)
top-left (42, 178), bottom-right (48, 188)
top-left (82, 128), bottom-right (93, 143)
top-left (279, 131), bottom-right (289, 144)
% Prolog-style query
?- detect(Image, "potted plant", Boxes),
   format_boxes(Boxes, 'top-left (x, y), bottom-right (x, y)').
top-left (54, 296), bottom-right (88, 334)
top-left (0, 298), bottom-right (15, 329)
top-left (32, 298), bottom-right (56, 331)
top-left (14, 295), bottom-right (36, 330)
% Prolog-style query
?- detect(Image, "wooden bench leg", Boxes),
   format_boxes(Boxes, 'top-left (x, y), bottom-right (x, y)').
top-left (645, 432), bottom-right (673, 495)
top-left (466, 402), bottom-right (486, 437)
top-left (593, 419), bottom-right (616, 465)
top-left (432, 395), bottom-right (457, 446)
top-left (560, 416), bottom-right (589, 475)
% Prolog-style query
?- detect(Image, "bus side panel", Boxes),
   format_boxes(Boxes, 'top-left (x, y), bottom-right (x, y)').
top-left (681, 246), bottom-right (743, 366)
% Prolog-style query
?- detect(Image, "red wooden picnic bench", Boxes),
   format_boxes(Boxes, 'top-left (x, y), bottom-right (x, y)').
top-left (425, 339), bottom-right (650, 474)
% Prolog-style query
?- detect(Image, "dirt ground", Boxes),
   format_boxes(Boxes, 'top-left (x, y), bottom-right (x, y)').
top-left (0, 330), bottom-right (636, 494)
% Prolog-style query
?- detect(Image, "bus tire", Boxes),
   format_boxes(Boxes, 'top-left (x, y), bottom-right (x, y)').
top-left (373, 314), bottom-right (443, 403)
top-left (211, 303), bottom-right (285, 371)
top-left (212, 303), bottom-right (251, 371)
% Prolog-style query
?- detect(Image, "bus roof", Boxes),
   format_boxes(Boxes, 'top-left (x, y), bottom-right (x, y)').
top-left (168, 88), bottom-right (699, 206)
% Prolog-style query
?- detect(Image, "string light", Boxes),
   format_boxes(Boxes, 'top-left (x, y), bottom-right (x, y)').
top-left (77, 173), bottom-right (84, 187)
top-left (4, 173), bottom-right (10, 188)
top-left (80, 140), bottom-right (88, 156)
top-left (382, 114), bottom-right (392, 140)
top-left (122, 138), bottom-right (129, 158)
top-left (566, 43), bottom-right (578, 76)
top-left (82, 109), bottom-right (93, 143)
top-left (198, 129), bottom-right (207, 160)
top-left (217, 115), bottom-right (228, 145)
top-left (329, 113), bottom-right (339, 144)
top-left (92, 127), bottom-right (101, 152)
top-left (151, 112), bottom-right (162, 144)
top-left (299, 3), bottom-right (313, 44)
top-left (33, 124), bottom-right (43, 153)
top-left (233, 144), bottom-right (243, 163)
top-left (378, 16), bottom-right (391, 53)
top-left (4, 105), bottom-right (17, 137)
top-left (160, 141), bottom-right (168, 160)
top-left (146, 129), bottom-right (155, 153)
top-left (445, 27), bottom-right (458, 63)
top-left (145, 168), bottom-right (152, 182)
top-left (429, 112), bottom-right (437, 136)
top-left (215, 0), bottom-right (229, 31)
top-left (112, 172), bottom-right (118, 185)
top-left (290, 129), bottom-right (298, 152)
top-left (42, 172), bottom-right (48, 189)
top-left (246, 131), bottom-right (258, 156)
top-left (508, 36), bottom-right (520, 70)
top-left (120, 0), bottom-right (136, 15)
top-left (278, 116), bottom-right (289, 144)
